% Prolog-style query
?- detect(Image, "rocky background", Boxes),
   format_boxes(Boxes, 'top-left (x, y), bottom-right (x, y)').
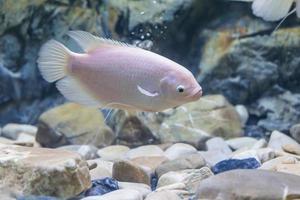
top-left (0, 0), bottom-right (300, 200)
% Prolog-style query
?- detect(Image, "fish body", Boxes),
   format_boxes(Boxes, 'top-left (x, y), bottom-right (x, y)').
top-left (37, 31), bottom-right (202, 112)
top-left (234, 0), bottom-right (300, 21)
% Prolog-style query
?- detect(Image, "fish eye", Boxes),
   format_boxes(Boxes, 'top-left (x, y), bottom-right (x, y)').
top-left (176, 85), bottom-right (185, 93)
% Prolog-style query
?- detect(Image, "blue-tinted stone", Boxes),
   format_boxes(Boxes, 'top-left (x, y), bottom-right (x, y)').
top-left (151, 174), bottom-right (158, 191)
top-left (212, 158), bottom-right (260, 174)
top-left (84, 177), bottom-right (119, 197)
top-left (244, 125), bottom-right (266, 139)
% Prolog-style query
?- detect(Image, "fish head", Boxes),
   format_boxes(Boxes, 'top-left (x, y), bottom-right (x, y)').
top-left (159, 70), bottom-right (202, 105)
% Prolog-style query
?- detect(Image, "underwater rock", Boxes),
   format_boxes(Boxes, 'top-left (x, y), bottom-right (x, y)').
top-left (199, 150), bottom-right (231, 167)
top-left (158, 95), bottom-right (243, 147)
top-left (124, 145), bottom-right (164, 160)
top-left (198, 27), bottom-right (300, 104)
top-left (84, 178), bottom-right (119, 197)
top-left (130, 156), bottom-right (167, 175)
top-left (268, 130), bottom-right (300, 152)
top-left (196, 169), bottom-right (300, 200)
top-left (58, 145), bottom-right (99, 160)
top-left (0, 144), bottom-right (91, 198)
top-left (2, 123), bottom-right (37, 140)
top-left (251, 90), bottom-right (300, 132)
top-left (97, 145), bottom-right (130, 162)
top-left (155, 153), bottom-right (206, 178)
top-left (87, 159), bottom-right (113, 180)
top-left (82, 189), bottom-right (143, 200)
top-left (232, 148), bottom-right (275, 164)
top-left (212, 158), bottom-right (261, 174)
top-left (145, 190), bottom-right (181, 200)
top-left (235, 105), bottom-right (249, 126)
top-left (157, 167), bottom-right (213, 199)
top-left (260, 156), bottom-right (298, 171)
top-left (226, 137), bottom-right (258, 150)
top-left (244, 125), bottom-right (266, 139)
top-left (112, 160), bottom-right (151, 185)
top-left (206, 137), bottom-right (232, 154)
top-left (164, 143), bottom-right (197, 160)
top-left (119, 182), bottom-right (151, 199)
top-left (106, 110), bottom-right (159, 147)
top-left (282, 143), bottom-right (300, 156)
top-left (290, 124), bottom-right (300, 143)
top-left (198, 25), bottom-right (300, 132)
top-left (36, 103), bottom-right (115, 148)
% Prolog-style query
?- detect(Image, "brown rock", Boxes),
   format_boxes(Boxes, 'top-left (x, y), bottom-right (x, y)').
top-left (113, 160), bottom-right (151, 185)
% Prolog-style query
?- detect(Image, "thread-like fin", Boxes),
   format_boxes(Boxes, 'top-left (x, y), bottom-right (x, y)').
top-left (37, 40), bottom-right (71, 82)
top-left (68, 30), bottom-right (134, 53)
top-left (56, 77), bottom-right (104, 107)
top-left (252, 0), bottom-right (294, 21)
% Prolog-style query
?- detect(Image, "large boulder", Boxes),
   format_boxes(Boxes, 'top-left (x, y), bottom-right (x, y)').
top-left (0, 144), bottom-right (91, 198)
top-left (36, 103), bottom-right (115, 148)
top-left (196, 169), bottom-right (300, 200)
top-left (158, 95), bottom-right (243, 147)
top-left (198, 25), bottom-right (300, 132)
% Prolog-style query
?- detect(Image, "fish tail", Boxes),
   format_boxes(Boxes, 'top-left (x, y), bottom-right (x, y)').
top-left (37, 39), bottom-right (73, 83)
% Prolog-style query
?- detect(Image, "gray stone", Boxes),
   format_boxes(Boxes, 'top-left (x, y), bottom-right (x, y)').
top-left (119, 182), bottom-right (151, 198)
top-left (235, 105), bottom-right (249, 126)
top-left (196, 169), bottom-right (300, 200)
top-left (199, 150), bottom-right (231, 167)
top-left (206, 137), bottom-right (232, 154)
top-left (82, 189), bottom-right (143, 200)
top-left (164, 143), bottom-right (197, 160)
top-left (253, 91), bottom-right (300, 132)
top-left (58, 145), bottom-right (99, 160)
top-left (290, 124), bottom-right (300, 143)
top-left (226, 137), bottom-right (258, 150)
top-left (268, 130), bottom-right (300, 152)
top-left (157, 167), bottom-right (213, 199)
top-left (145, 191), bottom-right (181, 200)
top-left (260, 156), bottom-right (299, 174)
top-left (87, 159), bottom-right (113, 180)
top-left (125, 145), bottom-right (164, 160)
top-left (156, 153), bottom-right (206, 177)
top-left (2, 123), bottom-right (37, 140)
top-left (0, 144), bottom-right (91, 198)
top-left (97, 145), bottom-right (130, 162)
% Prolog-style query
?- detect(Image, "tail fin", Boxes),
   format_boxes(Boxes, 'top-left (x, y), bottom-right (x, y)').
top-left (37, 40), bottom-right (71, 83)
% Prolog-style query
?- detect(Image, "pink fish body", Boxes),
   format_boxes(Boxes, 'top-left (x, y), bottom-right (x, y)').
top-left (37, 31), bottom-right (202, 112)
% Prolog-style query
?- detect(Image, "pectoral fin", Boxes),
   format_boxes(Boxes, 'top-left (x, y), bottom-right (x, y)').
top-left (137, 85), bottom-right (159, 97)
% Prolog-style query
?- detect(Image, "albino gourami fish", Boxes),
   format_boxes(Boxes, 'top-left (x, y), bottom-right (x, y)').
top-left (37, 31), bottom-right (202, 112)
top-left (235, 0), bottom-right (300, 21)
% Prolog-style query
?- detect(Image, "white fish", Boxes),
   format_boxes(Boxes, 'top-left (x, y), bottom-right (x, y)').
top-left (234, 0), bottom-right (300, 21)
top-left (37, 31), bottom-right (202, 112)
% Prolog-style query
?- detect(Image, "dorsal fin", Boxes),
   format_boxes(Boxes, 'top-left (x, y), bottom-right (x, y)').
top-left (68, 30), bottom-right (134, 52)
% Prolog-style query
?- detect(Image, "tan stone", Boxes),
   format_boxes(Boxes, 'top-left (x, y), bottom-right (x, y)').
top-left (36, 103), bottom-right (115, 148)
top-left (0, 144), bottom-right (91, 198)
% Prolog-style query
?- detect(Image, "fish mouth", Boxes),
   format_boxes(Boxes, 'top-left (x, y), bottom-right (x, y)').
top-left (188, 87), bottom-right (203, 100)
